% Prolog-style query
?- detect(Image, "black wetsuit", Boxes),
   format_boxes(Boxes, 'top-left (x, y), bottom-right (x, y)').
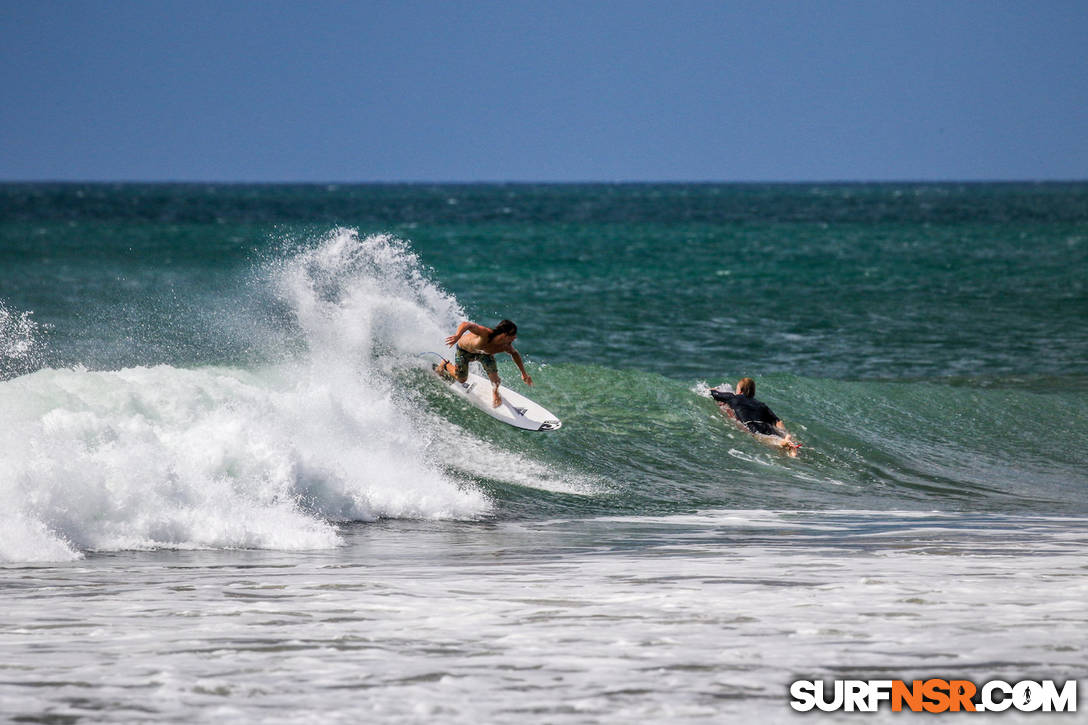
top-left (710, 391), bottom-right (782, 437)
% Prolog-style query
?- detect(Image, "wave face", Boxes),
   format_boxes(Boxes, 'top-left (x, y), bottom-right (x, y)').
top-left (2, 184), bottom-right (1086, 562)
top-left (453, 365), bottom-right (1088, 523)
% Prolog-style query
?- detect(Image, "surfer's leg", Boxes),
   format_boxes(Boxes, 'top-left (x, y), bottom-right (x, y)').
top-left (478, 355), bottom-right (501, 406)
top-left (478, 354), bottom-right (499, 378)
top-left (453, 347), bottom-right (471, 382)
top-left (487, 371), bottom-right (502, 407)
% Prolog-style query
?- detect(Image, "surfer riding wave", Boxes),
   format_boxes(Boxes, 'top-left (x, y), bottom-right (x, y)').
top-left (438, 319), bottom-right (532, 408)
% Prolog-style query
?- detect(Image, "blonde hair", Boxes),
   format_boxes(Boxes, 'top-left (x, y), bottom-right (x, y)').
top-left (737, 377), bottom-right (755, 397)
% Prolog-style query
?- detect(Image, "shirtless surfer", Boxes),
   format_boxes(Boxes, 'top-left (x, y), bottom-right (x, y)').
top-left (710, 377), bottom-right (798, 453)
top-left (438, 319), bottom-right (532, 408)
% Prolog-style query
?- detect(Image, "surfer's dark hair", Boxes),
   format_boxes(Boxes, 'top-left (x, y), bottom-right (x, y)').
top-left (490, 319), bottom-right (517, 340)
top-left (737, 377), bottom-right (755, 397)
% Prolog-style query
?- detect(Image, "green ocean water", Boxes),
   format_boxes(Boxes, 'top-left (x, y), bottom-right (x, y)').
top-left (2, 183), bottom-right (1087, 540)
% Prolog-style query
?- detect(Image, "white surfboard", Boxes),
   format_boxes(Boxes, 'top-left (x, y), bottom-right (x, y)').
top-left (435, 367), bottom-right (561, 431)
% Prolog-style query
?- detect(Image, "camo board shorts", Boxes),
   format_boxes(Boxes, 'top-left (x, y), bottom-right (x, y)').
top-left (455, 346), bottom-right (499, 377)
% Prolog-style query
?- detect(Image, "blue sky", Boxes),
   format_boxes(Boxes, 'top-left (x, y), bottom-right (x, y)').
top-left (2, 1), bottom-right (1086, 182)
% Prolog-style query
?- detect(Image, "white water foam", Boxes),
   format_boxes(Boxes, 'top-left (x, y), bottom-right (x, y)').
top-left (3, 511), bottom-right (1084, 722)
top-left (0, 359), bottom-right (492, 562)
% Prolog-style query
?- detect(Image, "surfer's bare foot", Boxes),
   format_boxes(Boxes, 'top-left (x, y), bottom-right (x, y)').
top-left (780, 435), bottom-right (799, 456)
top-left (434, 361), bottom-right (454, 381)
top-left (492, 390), bottom-right (502, 408)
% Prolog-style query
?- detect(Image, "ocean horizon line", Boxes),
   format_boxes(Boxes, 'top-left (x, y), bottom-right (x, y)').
top-left (2, 177), bottom-right (1087, 187)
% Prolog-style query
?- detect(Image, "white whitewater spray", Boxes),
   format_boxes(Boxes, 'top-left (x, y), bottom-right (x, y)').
top-left (0, 231), bottom-right (493, 562)
top-left (0, 300), bottom-right (45, 380)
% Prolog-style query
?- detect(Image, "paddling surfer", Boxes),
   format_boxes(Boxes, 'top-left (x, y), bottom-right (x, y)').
top-left (438, 319), bottom-right (532, 408)
top-left (710, 377), bottom-right (798, 452)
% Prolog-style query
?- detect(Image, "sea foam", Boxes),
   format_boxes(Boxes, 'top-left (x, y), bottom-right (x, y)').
top-left (1, 230), bottom-right (495, 562)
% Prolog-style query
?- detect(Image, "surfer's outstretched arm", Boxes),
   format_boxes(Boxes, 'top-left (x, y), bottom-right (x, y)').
top-left (509, 349), bottom-right (532, 386)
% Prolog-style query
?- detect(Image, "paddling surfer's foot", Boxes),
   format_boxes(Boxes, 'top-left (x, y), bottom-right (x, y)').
top-left (780, 436), bottom-right (800, 456)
